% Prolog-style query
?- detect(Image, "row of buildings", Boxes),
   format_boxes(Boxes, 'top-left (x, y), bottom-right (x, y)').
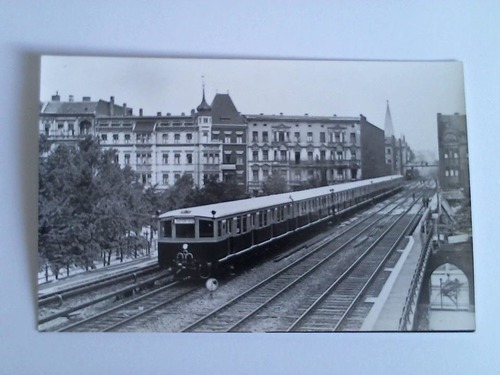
top-left (39, 90), bottom-right (413, 195)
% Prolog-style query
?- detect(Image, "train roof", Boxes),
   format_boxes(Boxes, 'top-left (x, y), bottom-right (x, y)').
top-left (159, 175), bottom-right (402, 220)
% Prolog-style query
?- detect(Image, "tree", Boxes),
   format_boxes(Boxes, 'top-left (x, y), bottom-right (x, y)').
top-left (262, 171), bottom-right (288, 195)
top-left (38, 136), bottom-right (149, 272)
top-left (190, 175), bottom-right (247, 206)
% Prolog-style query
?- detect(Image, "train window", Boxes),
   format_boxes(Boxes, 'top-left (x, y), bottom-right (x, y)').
top-left (263, 211), bottom-right (268, 226)
top-left (199, 219), bottom-right (214, 238)
top-left (242, 216), bottom-right (248, 233)
top-left (251, 213), bottom-right (256, 228)
top-left (236, 217), bottom-right (241, 234)
top-left (217, 221), bottom-right (222, 237)
top-left (160, 220), bottom-right (172, 238)
top-left (176, 223), bottom-right (195, 238)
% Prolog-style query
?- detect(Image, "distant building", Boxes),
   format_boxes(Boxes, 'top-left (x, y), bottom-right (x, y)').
top-left (40, 91), bottom-right (392, 193)
top-left (245, 113), bottom-right (385, 195)
top-left (383, 101), bottom-right (414, 175)
top-left (437, 113), bottom-right (469, 191)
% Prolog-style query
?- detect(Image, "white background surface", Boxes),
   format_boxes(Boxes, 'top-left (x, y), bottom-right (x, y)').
top-left (1, 1), bottom-right (499, 374)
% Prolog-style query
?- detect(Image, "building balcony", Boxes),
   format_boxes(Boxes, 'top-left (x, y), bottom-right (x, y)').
top-left (202, 164), bottom-right (220, 172)
top-left (289, 159), bottom-right (360, 168)
top-left (221, 164), bottom-right (236, 171)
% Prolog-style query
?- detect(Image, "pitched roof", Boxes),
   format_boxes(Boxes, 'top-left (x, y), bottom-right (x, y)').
top-left (42, 100), bottom-right (131, 116)
top-left (210, 94), bottom-right (246, 125)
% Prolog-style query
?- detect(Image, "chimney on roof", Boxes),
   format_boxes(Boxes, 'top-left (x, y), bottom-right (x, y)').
top-left (69, 95), bottom-right (74, 102)
top-left (139, 108), bottom-right (143, 116)
top-left (51, 92), bottom-right (60, 101)
top-left (181, 112), bottom-right (185, 116)
top-left (157, 112), bottom-right (162, 116)
top-left (191, 109), bottom-right (195, 115)
top-left (305, 113), bottom-right (308, 116)
top-left (167, 113), bottom-right (171, 116)
top-left (82, 96), bottom-right (91, 102)
top-left (280, 112), bottom-right (283, 115)
top-left (109, 96), bottom-right (115, 116)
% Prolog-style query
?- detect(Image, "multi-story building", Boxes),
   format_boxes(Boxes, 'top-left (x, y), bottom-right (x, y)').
top-left (245, 113), bottom-right (385, 195)
top-left (384, 101), bottom-right (414, 175)
top-left (437, 113), bottom-right (469, 191)
top-left (40, 91), bottom-right (391, 193)
top-left (39, 93), bottom-right (132, 143)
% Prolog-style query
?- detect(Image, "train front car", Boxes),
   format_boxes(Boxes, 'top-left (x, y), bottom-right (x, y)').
top-left (158, 207), bottom-right (221, 279)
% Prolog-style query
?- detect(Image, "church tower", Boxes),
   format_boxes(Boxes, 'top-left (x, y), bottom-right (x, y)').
top-left (384, 100), bottom-right (395, 137)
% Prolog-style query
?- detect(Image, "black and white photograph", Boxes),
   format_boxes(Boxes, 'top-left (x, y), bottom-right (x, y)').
top-left (37, 56), bottom-right (474, 333)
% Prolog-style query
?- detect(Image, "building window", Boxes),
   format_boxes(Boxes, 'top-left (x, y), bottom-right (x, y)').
top-left (280, 150), bottom-right (287, 161)
top-left (253, 151), bottom-right (258, 161)
top-left (320, 132), bottom-right (326, 143)
top-left (162, 174), bottom-right (169, 185)
top-left (113, 134), bottom-right (119, 143)
top-left (174, 154), bottom-right (180, 164)
top-left (308, 151), bottom-right (313, 162)
top-left (295, 170), bottom-right (301, 181)
top-left (263, 150), bottom-right (269, 161)
top-left (262, 131), bottom-right (269, 142)
top-left (236, 155), bottom-right (243, 165)
top-left (236, 135), bottom-right (243, 144)
top-left (202, 131), bottom-right (208, 143)
top-left (124, 134), bottom-right (131, 144)
top-left (162, 134), bottom-right (168, 144)
top-left (174, 134), bottom-right (180, 143)
top-left (101, 134), bottom-right (107, 142)
top-left (114, 154), bottom-right (119, 163)
top-left (294, 132), bottom-right (300, 142)
top-left (335, 132), bottom-right (340, 143)
top-left (124, 154), bottom-right (130, 164)
top-left (174, 173), bottom-right (181, 182)
top-left (337, 151), bottom-right (343, 160)
top-left (137, 133), bottom-right (150, 143)
top-left (252, 131), bottom-right (258, 142)
top-left (279, 132), bottom-right (285, 142)
top-left (307, 132), bottom-right (313, 142)
top-left (212, 133), bottom-right (219, 141)
top-left (320, 150), bottom-right (326, 161)
top-left (263, 169), bottom-right (269, 180)
top-left (162, 154), bottom-right (169, 164)
top-left (186, 133), bottom-right (192, 143)
top-left (350, 133), bottom-right (356, 144)
top-left (187, 154), bottom-right (193, 164)
top-left (351, 151), bottom-right (356, 160)
top-left (252, 170), bottom-right (259, 181)
top-left (225, 135), bottom-right (231, 144)
top-left (224, 153), bottom-right (232, 164)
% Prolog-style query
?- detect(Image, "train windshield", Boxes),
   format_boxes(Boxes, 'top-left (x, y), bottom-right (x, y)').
top-left (160, 220), bottom-right (172, 238)
top-left (175, 218), bottom-right (195, 238)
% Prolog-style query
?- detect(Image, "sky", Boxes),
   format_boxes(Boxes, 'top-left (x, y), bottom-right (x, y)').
top-left (40, 56), bottom-right (466, 159)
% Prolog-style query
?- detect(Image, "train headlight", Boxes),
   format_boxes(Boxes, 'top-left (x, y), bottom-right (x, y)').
top-left (183, 243), bottom-right (188, 250)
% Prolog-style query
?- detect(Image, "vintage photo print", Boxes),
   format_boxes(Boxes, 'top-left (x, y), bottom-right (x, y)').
top-left (38, 56), bottom-right (474, 332)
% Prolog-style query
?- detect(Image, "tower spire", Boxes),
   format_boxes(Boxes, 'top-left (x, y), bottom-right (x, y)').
top-left (384, 100), bottom-right (395, 138)
top-left (197, 75), bottom-right (211, 113)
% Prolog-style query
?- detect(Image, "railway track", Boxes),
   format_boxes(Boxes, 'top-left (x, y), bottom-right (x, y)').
top-left (38, 265), bottom-right (172, 331)
top-left (179, 190), bottom-right (424, 332)
top-left (58, 281), bottom-right (199, 332)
